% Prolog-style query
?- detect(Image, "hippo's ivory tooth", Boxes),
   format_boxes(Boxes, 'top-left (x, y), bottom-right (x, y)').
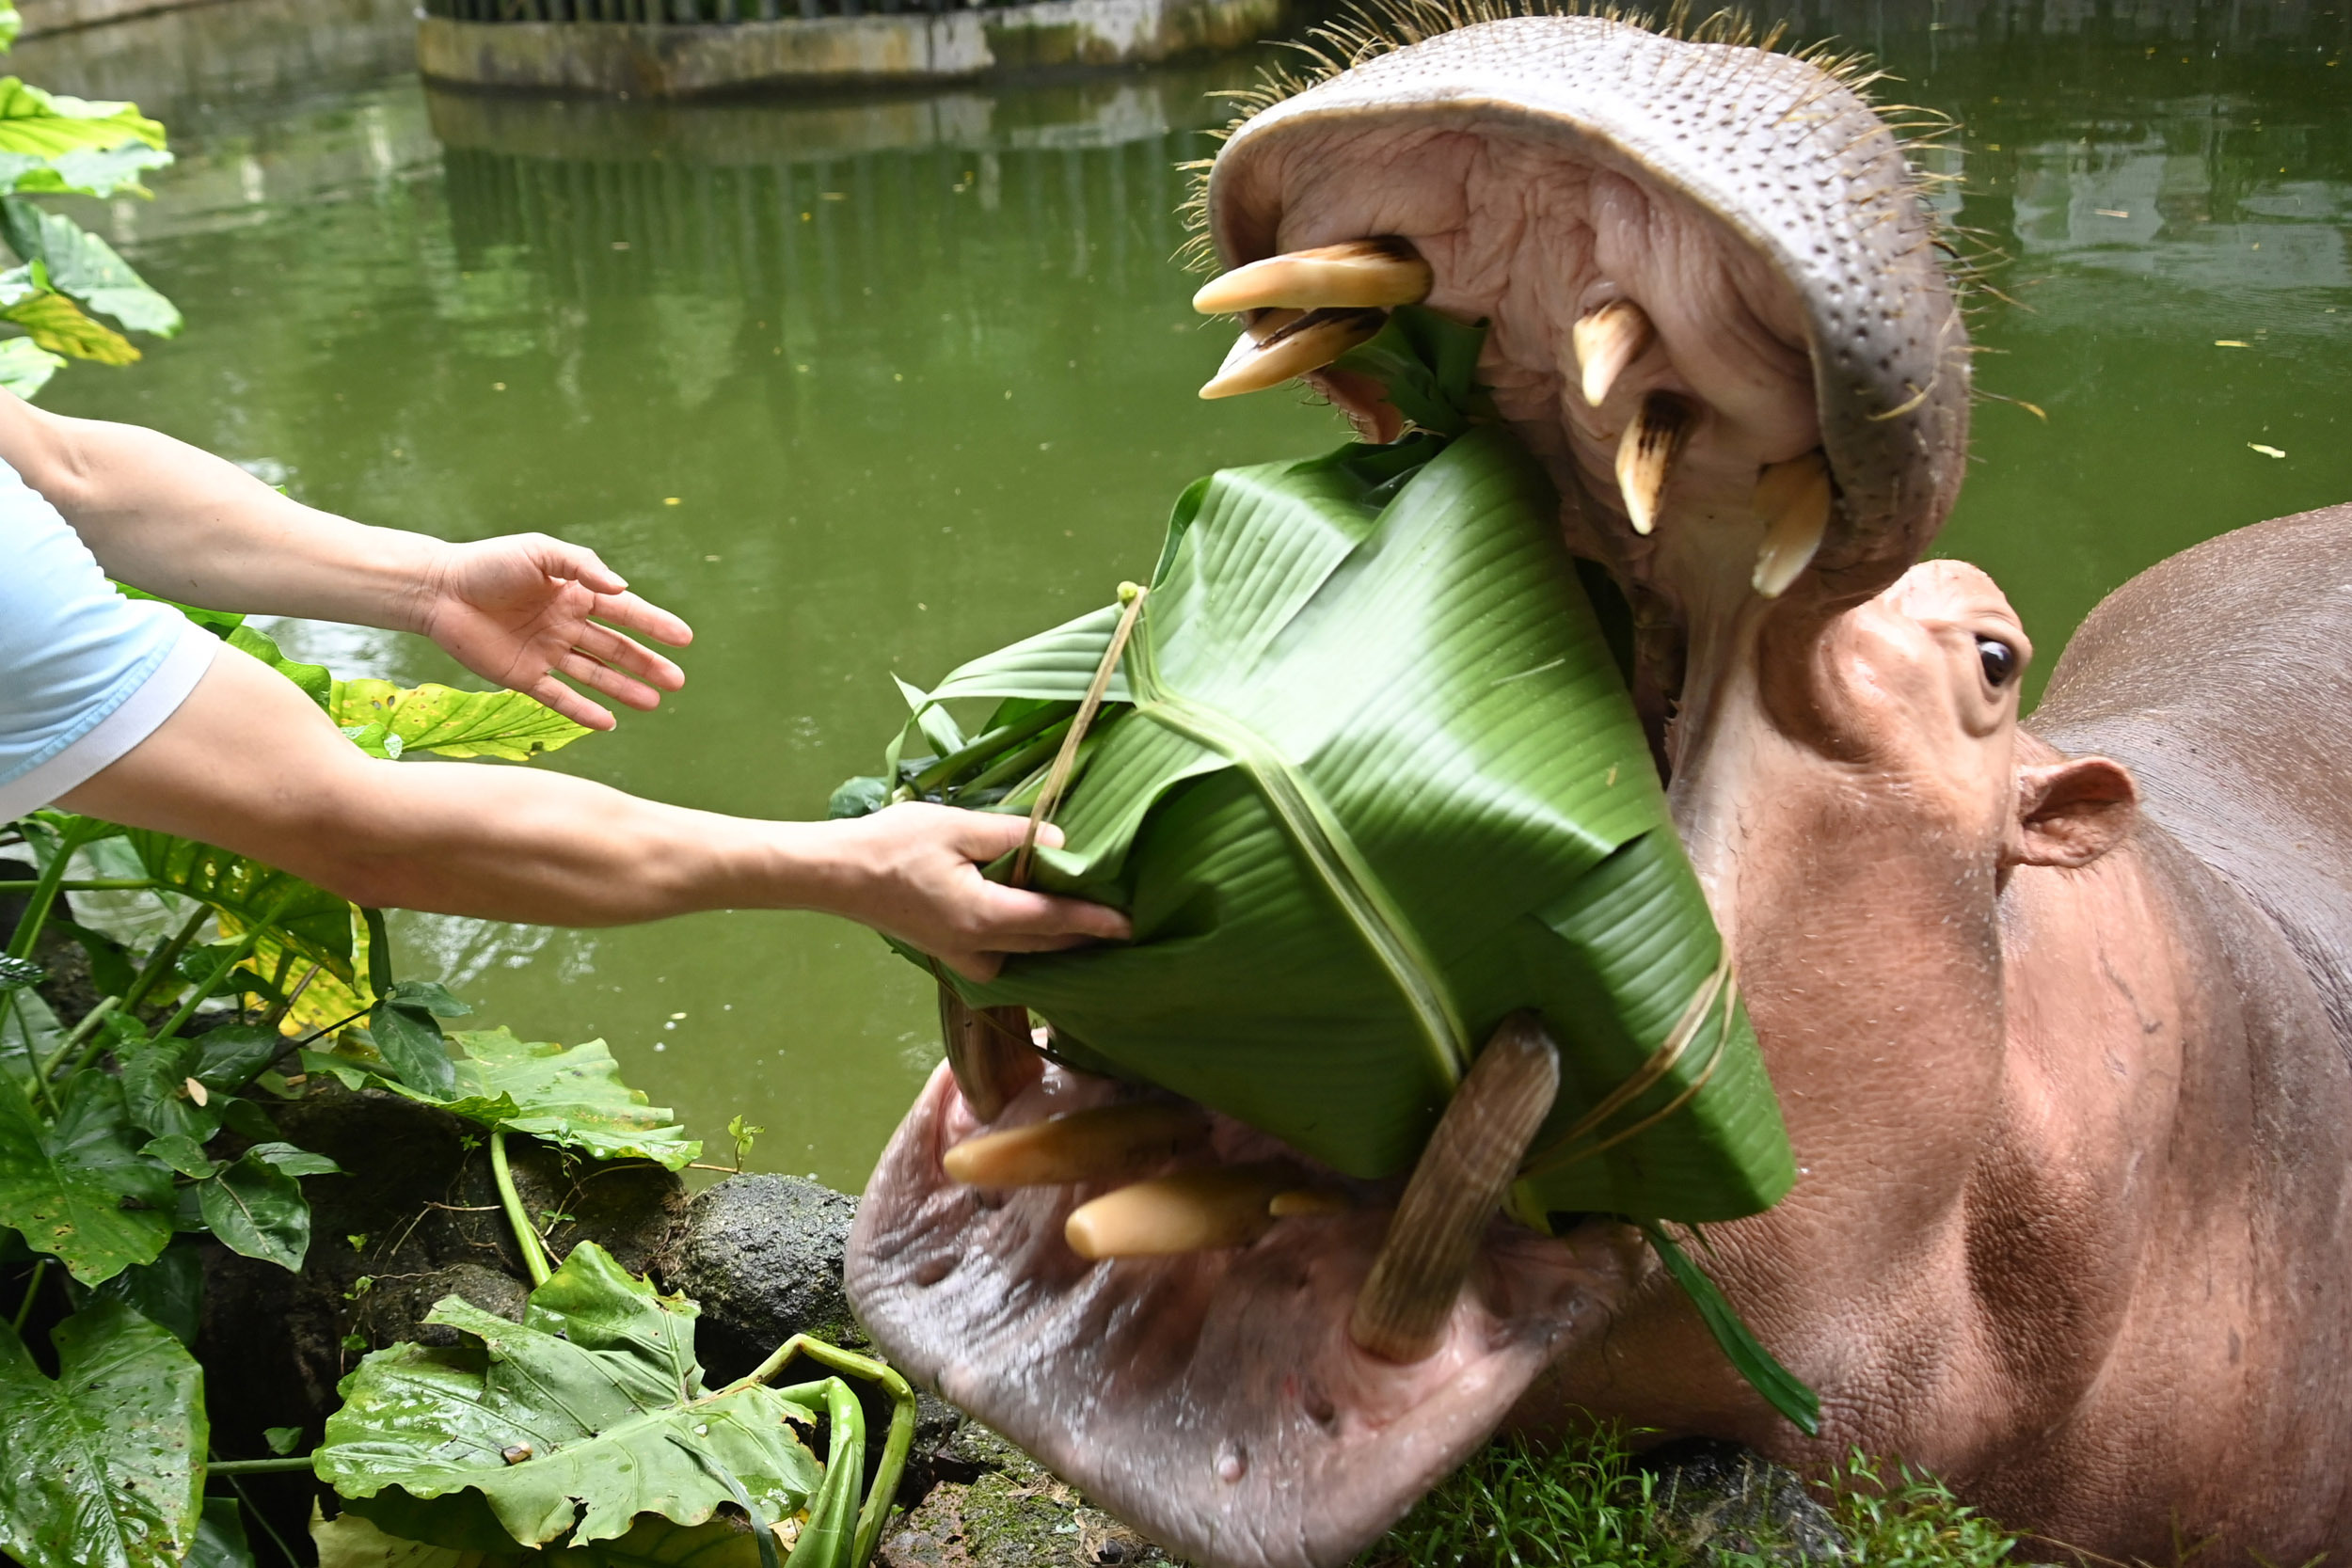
top-left (1615, 390), bottom-right (1696, 536)
top-left (1348, 1012), bottom-right (1560, 1365)
top-left (1191, 237), bottom-right (1433, 315)
top-left (938, 989), bottom-right (1042, 1123)
top-left (1199, 307), bottom-right (1387, 399)
top-left (1574, 298), bottom-right (1656, 407)
top-left (942, 1101), bottom-right (1211, 1188)
top-left (1752, 451), bottom-right (1833, 598)
top-left (1064, 1164), bottom-right (1293, 1259)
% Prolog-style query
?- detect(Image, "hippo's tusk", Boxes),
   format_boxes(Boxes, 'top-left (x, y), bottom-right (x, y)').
top-left (943, 1100), bottom-right (1211, 1188)
top-left (1573, 298), bottom-right (1656, 407)
top-left (1347, 1011), bottom-right (1561, 1365)
top-left (938, 988), bottom-right (1043, 1123)
top-left (1191, 237), bottom-right (1434, 315)
top-left (1615, 389), bottom-right (1695, 537)
top-left (1752, 451), bottom-right (1833, 598)
top-left (1200, 307), bottom-right (1388, 399)
top-left (1064, 1163), bottom-right (1294, 1258)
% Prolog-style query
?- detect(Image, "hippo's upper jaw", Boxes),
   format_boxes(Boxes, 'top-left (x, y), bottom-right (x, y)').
top-left (849, 1059), bottom-right (1642, 1568)
top-left (1201, 12), bottom-right (1969, 772)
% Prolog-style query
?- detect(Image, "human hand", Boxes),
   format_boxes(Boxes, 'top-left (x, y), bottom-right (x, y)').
top-left (819, 803), bottom-right (1132, 982)
top-left (412, 534), bottom-right (694, 729)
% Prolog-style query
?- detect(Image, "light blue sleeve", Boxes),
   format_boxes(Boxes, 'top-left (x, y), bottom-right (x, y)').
top-left (0, 457), bottom-right (216, 818)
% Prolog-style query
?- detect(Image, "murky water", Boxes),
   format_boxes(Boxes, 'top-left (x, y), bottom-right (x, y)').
top-left (23, 0), bottom-right (2349, 1188)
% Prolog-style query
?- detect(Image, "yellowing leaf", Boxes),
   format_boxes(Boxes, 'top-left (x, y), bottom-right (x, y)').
top-left (0, 286), bottom-right (135, 363)
top-left (329, 680), bottom-right (590, 762)
top-left (0, 77), bottom-right (164, 159)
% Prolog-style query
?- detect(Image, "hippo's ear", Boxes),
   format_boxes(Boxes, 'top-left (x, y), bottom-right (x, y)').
top-left (2008, 756), bottom-right (2138, 868)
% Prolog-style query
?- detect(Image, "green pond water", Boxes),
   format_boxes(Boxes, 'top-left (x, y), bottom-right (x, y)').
top-left (22, 0), bottom-right (2350, 1190)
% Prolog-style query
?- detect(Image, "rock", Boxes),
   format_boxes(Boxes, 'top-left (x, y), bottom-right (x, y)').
top-left (358, 1261), bottom-right (530, 1348)
top-left (662, 1174), bottom-right (865, 1382)
top-left (875, 1419), bottom-right (1177, 1568)
top-left (1641, 1437), bottom-right (1851, 1563)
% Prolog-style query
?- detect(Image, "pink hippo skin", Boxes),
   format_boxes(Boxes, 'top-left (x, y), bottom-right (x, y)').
top-left (846, 12), bottom-right (2352, 1565)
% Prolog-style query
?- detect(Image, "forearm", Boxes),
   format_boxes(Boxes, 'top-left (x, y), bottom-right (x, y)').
top-left (0, 392), bottom-right (439, 629)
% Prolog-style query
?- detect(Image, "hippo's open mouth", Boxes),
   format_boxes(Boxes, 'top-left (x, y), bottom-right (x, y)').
top-left (849, 12), bottom-right (1970, 1568)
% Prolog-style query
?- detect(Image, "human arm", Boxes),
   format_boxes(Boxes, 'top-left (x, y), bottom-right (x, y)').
top-left (0, 391), bottom-right (691, 729)
top-left (57, 643), bottom-right (1130, 980)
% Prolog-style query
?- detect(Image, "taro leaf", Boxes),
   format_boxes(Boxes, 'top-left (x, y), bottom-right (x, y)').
top-left (0, 1069), bottom-right (172, 1284)
top-left (0, 2), bottom-right (18, 50)
top-left (264, 1425), bottom-right (304, 1455)
top-left (0, 77), bottom-right (165, 160)
top-left (370, 997), bottom-right (456, 1099)
top-left (381, 1029), bottom-right (700, 1171)
top-left (0, 953), bottom-right (42, 990)
top-left (0, 199), bottom-right (180, 335)
top-left (126, 830), bottom-right (354, 981)
top-left (198, 1142), bottom-right (340, 1273)
top-left (192, 1023), bottom-right (287, 1093)
top-left (329, 679), bottom-right (591, 762)
top-left (83, 1239), bottom-right (205, 1347)
top-left (121, 1035), bottom-right (216, 1143)
top-left (825, 775), bottom-right (889, 820)
top-left (386, 980), bottom-right (470, 1019)
top-left (317, 1243), bottom-right (821, 1550)
top-left (0, 275), bottom-right (137, 363)
top-left (176, 942), bottom-right (285, 1005)
top-left (13, 141), bottom-right (173, 199)
top-left (140, 1132), bottom-right (221, 1180)
top-left (888, 424), bottom-right (1794, 1223)
top-left (188, 1497), bottom-right (256, 1568)
top-left (0, 979), bottom-right (61, 1081)
top-left (311, 1506), bottom-right (771, 1567)
top-left (0, 1302), bottom-right (206, 1568)
top-left (227, 626), bottom-right (330, 708)
top-left (0, 329), bottom-right (57, 395)
top-left (115, 583), bottom-right (244, 639)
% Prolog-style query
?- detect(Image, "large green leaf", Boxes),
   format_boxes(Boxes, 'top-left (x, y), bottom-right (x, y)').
top-left (330, 680), bottom-right (591, 762)
top-left (380, 1029), bottom-right (700, 1171)
top-left (317, 1243), bottom-right (821, 1550)
top-left (0, 1303), bottom-right (206, 1568)
top-left (312, 1507), bottom-right (772, 1566)
top-left (126, 830), bottom-right (355, 982)
top-left (0, 78), bottom-right (163, 160)
top-left (0, 200), bottom-right (179, 335)
top-left (197, 1142), bottom-right (341, 1273)
top-left (861, 416), bottom-right (1793, 1223)
top-left (0, 1069), bottom-right (173, 1285)
top-left (0, 330), bottom-right (59, 396)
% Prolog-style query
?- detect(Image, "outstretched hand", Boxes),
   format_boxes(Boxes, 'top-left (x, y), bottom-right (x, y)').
top-left (822, 803), bottom-right (1132, 982)
top-left (413, 534), bottom-right (694, 729)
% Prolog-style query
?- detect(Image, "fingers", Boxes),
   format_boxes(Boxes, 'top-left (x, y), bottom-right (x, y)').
top-left (589, 588), bottom-right (694, 651)
top-left (524, 673), bottom-right (618, 732)
top-left (517, 534), bottom-right (694, 649)
top-left (948, 812), bottom-right (1065, 861)
top-left (962, 881), bottom-right (1134, 946)
top-left (555, 651), bottom-right (664, 712)
top-left (576, 621), bottom-right (686, 693)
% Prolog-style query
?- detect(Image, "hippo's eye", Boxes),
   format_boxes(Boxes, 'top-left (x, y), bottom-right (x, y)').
top-left (1977, 638), bottom-right (2018, 689)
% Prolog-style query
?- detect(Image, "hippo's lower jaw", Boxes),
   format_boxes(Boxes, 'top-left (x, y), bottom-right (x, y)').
top-left (847, 1059), bottom-right (1643, 1568)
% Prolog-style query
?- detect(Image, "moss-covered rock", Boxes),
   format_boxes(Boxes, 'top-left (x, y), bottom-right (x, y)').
top-left (878, 1421), bottom-right (1176, 1568)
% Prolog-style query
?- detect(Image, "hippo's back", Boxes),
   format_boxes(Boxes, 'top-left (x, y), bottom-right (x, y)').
top-left (2032, 503), bottom-right (2352, 1053)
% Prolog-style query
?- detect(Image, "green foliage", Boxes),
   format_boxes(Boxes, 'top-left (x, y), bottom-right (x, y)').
top-left (0, 198), bottom-right (180, 334)
top-left (0, 1303), bottom-right (206, 1568)
top-left (331, 678), bottom-right (594, 762)
top-left (319, 1243), bottom-right (824, 1551)
top-left (1368, 1428), bottom-right (2021, 1568)
top-left (196, 1141), bottom-right (341, 1272)
top-left (122, 826), bottom-right (355, 980)
top-left (0, 267), bottom-right (137, 362)
top-left (0, 1068), bottom-right (173, 1285)
top-left (0, 328), bottom-right (56, 393)
top-left (0, 77), bottom-right (163, 166)
top-left (312, 1507), bottom-right (775, 1567)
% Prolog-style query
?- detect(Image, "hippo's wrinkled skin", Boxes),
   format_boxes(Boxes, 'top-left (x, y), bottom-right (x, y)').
top-left (846, 10), bottom-right (2352, 1565)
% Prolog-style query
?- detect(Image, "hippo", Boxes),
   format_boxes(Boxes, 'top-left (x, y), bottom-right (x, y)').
top-left (845, 9), bottom-right (2352, 1566)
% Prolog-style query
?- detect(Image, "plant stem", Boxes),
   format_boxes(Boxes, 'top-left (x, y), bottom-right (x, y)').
top-left (488, 1131), bottom-right (553, 1288)
top-left (0, 879), bottom-right (161, 894)
top-left (262, 962), bottom-right (321, 1032)
top-left (39, 996), bottom-right (119, 1083)
top-left (225, 1474), bottom-right (301, 1568)
top-left (207, 1456), bottom-right (315, 1475)
top-left (5, 816), bottom-right (99, 961)
top-left (147, 900), bottom-right (285, 1048)
top-left (9, 1259), bottom-right (47, 1335)
top-left (732, 1334), bottom-right (918, 1568)
top-left (119, 902), bottom-right (213, 1019)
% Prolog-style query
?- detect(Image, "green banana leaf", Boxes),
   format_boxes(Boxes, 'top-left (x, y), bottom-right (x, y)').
top-left (843, 423), bottom-right (1793, 1227)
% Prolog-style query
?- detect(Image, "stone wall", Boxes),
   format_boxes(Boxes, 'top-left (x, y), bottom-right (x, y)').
top-left (414, 0), bottom-right (1282, 96)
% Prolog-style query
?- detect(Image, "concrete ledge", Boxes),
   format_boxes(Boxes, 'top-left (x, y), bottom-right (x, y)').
top-left (416, 0), bottom-right (1281, 95)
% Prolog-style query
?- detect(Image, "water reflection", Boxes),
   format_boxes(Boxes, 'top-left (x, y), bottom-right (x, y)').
top-left (25, 0), bottom-right (2352, 1187)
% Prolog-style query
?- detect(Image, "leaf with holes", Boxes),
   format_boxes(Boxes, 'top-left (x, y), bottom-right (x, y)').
top-left (326, 680), bottom-right (591, 762)
top-left (0, 275), bottom-right (136, 362)
top-left (0, 1303), bottom-right (206, 1568)
top-left (0, 1069), bottom-right (173, 1284)
top-left (126, 830), bottom-right (354, 981)
top-left (317, 1243), bottom-right (821, 1551)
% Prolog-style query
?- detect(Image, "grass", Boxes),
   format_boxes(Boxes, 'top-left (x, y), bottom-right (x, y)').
top-left (1360, 1425), bottom-right (2021, 1568)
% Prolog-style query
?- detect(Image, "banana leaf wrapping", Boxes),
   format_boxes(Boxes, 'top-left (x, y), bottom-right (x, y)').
top-left (837, 342), bottom-right (1794, 1228)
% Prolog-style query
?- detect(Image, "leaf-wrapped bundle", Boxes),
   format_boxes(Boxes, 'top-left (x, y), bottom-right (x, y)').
top-left (850, 426), bottom-right (1793, 1225)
